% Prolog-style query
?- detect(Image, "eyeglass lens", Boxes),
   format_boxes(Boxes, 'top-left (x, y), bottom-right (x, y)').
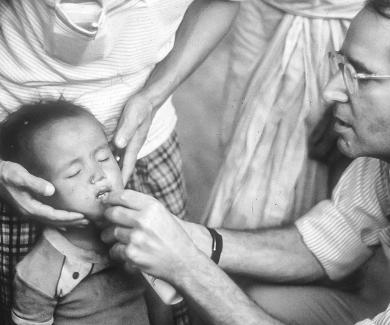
top-left (343, 63), bottom-right (357, 95)
top-left (329, 52), bottom-right (357, 95)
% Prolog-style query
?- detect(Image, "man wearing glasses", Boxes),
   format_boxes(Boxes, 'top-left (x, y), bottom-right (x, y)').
top-left (101, 0), bottom-right (390, 324)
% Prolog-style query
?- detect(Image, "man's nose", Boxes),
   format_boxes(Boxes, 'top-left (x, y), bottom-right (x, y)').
top-left (323, 71), bottom-right (349, 104)
top-left (89, 163), bottom-right (106, 185)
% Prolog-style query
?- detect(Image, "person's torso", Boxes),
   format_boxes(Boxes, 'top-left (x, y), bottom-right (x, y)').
top-left (0, 0), bottom-right (195, 156)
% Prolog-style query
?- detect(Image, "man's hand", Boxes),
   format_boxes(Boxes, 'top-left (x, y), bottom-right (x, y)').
top-left (101, 190), bottom-right (199, 282)
top-left (113, 93), bottom-right (155, 185)
top-left (0, 161), bottom-right (87, 227)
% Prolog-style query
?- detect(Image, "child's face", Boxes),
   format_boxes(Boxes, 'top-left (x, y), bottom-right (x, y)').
top-left (32, 115), bottom-right (124, 223)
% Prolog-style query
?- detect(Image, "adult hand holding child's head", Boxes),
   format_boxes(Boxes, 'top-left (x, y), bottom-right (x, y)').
top-left (101, 190), bottom-right (199, 283)
top-left (0, 160), bottom-right (86, 227)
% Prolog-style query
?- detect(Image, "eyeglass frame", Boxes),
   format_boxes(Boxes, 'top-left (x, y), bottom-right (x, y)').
top-left (328, 51), bottom-right (390, 94)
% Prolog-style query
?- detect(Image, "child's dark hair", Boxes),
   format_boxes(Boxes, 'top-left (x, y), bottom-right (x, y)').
top-left (0, 100), bottom-right (96, 173)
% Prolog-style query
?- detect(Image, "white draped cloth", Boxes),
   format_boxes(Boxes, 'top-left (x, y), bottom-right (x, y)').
top-left (204, 0), bottom-right (363, 228)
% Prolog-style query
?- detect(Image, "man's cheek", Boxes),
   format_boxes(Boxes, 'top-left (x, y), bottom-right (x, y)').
top-left (367, 116), bottom-right (388, 136)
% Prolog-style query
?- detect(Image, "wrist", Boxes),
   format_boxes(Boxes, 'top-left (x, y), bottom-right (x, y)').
top-left (140, 82), bottom-right (170, 113)
top-left (179, 220), bottom-right (213, 257)
top-left (141, 66), bottom-right (179, 112)
top-left (170, 243), bottom-right (208, 287)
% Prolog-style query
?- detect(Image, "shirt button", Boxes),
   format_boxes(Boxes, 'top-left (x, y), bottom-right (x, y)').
top-left (73, 272), bottom-right (79, 280)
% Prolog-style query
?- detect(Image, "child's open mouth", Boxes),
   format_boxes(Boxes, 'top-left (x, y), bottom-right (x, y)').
top-left (96, 187), bottom-right (111, 200)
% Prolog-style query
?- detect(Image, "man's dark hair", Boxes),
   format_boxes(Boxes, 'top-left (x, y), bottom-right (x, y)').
top-left (367, 0), bottom-right (390, 18)
top-left (0, 100), bottom-right (96, 173)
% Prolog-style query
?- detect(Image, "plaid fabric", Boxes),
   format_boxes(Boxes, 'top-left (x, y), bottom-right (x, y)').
top-left (0, 207), bottom-right (41, 325)
top-left (0, 131), bottom-right (187, 324)
top-left (127, 131), bottom-right (187, 219)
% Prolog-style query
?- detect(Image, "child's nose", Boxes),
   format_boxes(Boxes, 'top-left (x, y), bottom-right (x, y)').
top-left (89, 164), bottom-right (106, 185)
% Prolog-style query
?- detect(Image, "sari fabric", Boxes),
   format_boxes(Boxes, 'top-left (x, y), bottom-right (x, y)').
top-left (204, 0), bottom-right (363, 228)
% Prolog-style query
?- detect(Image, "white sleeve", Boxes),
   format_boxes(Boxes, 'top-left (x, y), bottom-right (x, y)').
top-left (355, 304), bottom-right (390, 325)
top-left (295, 157), bottom-right (390, 280)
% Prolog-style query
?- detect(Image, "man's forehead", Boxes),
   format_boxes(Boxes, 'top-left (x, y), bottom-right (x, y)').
top-left (342, 7), bottom-right (390, 73)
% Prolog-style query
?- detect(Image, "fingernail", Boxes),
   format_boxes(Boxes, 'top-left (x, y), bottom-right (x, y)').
top-left (45, 184), bottom-right (55, 196)
top-left (116, 137), bottom-right (126, 148)
top-left (81, 219), bottom-right (90, 225)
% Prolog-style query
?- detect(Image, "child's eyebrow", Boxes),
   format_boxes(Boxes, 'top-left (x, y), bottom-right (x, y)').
top-left (93, 142), bottom-right (110, 154)
top-left (59, 157), bottom-right (82, 172)
top-left (58, 143), bottom-right (110, 173)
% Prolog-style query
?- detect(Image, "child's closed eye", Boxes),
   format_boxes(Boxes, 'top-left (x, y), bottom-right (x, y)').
top-left (66, 169), bottom-right (81, 178)
top-left (98, 156), bottom-right (110, 162)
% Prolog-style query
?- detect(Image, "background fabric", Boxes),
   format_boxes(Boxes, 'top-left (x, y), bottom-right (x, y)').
top-left (203, 0), bottom-right (363, 228)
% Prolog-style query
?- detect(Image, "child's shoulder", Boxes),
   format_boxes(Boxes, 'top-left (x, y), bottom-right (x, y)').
top-left (16, 233), bottom-right (65, 298)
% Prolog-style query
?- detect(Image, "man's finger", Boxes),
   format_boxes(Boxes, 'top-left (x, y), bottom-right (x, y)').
top-left (103, 190), bottom-right (153, 210)
top-left (101, 225), bottom-right (117, 244)
top-left (113, 226), bottom-right (135, 244)
top-left (104, 205), bottom-right (139, 227)
top-left (110, 242), bottom-right (128, 262)
top-left (123, 261), bottom-right (138, 274)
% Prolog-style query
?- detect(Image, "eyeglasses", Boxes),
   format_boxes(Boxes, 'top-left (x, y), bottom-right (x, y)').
top-left (328, 51), bottom-right (390, 95)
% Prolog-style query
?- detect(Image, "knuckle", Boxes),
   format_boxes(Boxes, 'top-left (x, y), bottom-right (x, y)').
top-left (147, 200), bottom-right (161, 214)
top-left (113, 226), bottom-right (126, 241)
top-left (131, 230), bottom-right (145, 246)
top-left (125, 245), bottom-right (137, 261)
top-left (144, 200), bottom-right (162, 220)
top-left (110, 207), bottom-right (124, 222)
top-left (110, 207), bottom-right (121, 219)
top-left (110, 243), bottom-right (122, 260)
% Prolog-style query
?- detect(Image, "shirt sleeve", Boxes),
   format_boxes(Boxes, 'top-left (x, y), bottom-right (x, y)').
top-left (295, 157), bottom-right (390, 280)
top-left (355, 304), bottom-right (390, 325)
top-left (12, 272), bottom-right (56, 325)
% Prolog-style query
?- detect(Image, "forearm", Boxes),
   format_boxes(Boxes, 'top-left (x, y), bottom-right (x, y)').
top-left (182, 222), bottom-right (326, 283)
top-left (141, 0), bottom-right (239, 109)
top-left (173, 248), bottom-right (284, 325)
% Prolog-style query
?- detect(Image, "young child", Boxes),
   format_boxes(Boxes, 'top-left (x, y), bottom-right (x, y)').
top-left (0, 100), bottom-right (150, 325)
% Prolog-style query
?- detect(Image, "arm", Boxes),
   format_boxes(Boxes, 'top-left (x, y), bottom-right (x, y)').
top-left (182, 222), bottom-right (325, 283)
top-left (113, 0), bottom-right (240, 182)
top-left (170, 245), bottom-right (284, 325)
top-left (0, 160), bottom-right (86, 227)
top-left (139, 0), bottom-right (240, 108)
top-left (185, 157), bottom-right (387, 282)
top-left (101, 190), bottom-right (283, 325)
